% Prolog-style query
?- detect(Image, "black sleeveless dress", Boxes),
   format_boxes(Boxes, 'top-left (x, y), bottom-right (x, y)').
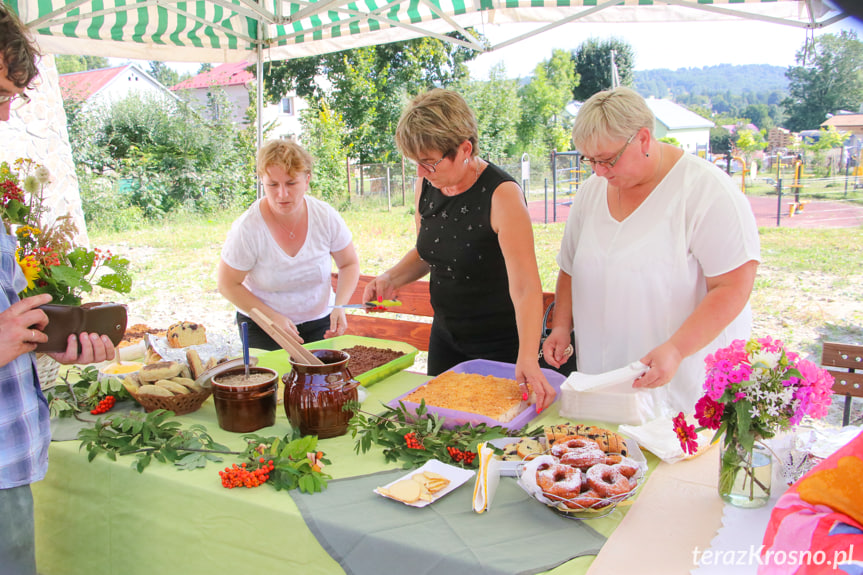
top-left (416, 162), bottom-right (521, 373)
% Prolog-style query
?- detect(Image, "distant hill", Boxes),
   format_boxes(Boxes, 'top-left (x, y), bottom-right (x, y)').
top-left (634, 64), bottom-right (788, 98)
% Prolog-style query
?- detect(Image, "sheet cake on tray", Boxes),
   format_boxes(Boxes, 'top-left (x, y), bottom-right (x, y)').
top-left (388, 359), bottom-right (566, 431)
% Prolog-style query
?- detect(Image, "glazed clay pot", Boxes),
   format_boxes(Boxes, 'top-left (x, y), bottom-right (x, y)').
top-left (211, 366), bottom-right (278, 433)
top-left (283, 349), bottom-right (359, 439)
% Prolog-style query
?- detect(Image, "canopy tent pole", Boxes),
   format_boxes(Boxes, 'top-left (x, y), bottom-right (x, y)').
top-left (256, 21), bottom-right (264, 200)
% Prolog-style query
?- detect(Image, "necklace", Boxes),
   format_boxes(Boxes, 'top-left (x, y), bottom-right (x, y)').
top-left (268, 200), bottom-right (304, 239)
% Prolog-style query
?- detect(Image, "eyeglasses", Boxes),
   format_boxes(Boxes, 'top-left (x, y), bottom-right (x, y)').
top-left (0, 92), bottom-right (30, 110)
top-left (583, 133), bottom-right (636, 170)
top-left (413, 152), bottom-right (451, 173)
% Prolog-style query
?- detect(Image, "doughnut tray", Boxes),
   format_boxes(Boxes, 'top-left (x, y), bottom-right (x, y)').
top-left (515, 438), bottom-right (647, 520)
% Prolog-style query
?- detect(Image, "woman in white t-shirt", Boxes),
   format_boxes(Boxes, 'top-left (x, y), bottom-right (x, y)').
top-left (218, 139), bottom-right (359, 350)
top-left (541, 87), bottom-right (761, 414)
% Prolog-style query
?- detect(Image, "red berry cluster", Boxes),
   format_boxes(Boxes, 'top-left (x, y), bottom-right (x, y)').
top-left (219, 459), bottom-right (275, 489)
top-left (404, 432), bottom-right (425, 450)
top-left (1, 179), bottom-right (24, 207)
top-left (446, 446), bottom-right (476, 465)
top-left (90, 395), bottom-right (116, 415)
top-left (93, 247), bottom-right (113, 264)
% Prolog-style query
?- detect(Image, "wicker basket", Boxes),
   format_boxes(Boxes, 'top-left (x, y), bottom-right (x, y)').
top-left (130, 388), bottom-right (212, 416)
top-left (36, 353), bottom-right (61, 390)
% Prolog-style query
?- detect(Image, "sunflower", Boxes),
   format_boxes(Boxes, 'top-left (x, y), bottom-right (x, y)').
top-left (16, 250), bottom-right (41, 291)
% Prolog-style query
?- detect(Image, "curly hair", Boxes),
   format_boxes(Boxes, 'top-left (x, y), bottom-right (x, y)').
top-left (0, 4), bottom-right (40, 88)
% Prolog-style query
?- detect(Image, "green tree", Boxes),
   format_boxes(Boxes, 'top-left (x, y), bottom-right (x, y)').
top-left (801, 126), bottom-right (850, 176)
top-left (571, 37), bottom-right (634, 101)
top-left (742, 104), bottom-right (773, 131)
top-left (734, 129), bottom-right (768, 169)
top-left (457, 63), bottom-right (521, 160)
top-left (517, 49), bottom-right (577, 160)
top-left (710, 126), bottom-right (733, 155)
top-left (148, 61), bottom-right (182, 88)
top-left (783, 30), bottom-right (863, 132)
top-left (301, 100), bottom-right (350, 205)
top-left (55, 55), bottom-right (109, 74)
top-left (260, 34), bottom-right (480, 163)
top-left (70, 93), bottom-right (254, 221)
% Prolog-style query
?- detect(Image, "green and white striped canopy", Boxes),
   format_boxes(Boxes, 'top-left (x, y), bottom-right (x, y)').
top-left (3, 0), bottom-right (851, 63)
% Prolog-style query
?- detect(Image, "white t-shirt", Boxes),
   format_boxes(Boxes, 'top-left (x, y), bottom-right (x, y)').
top-left (557, 152), bottom-right (761, 414)
top-left (221, 196), bottom-right (353, 325)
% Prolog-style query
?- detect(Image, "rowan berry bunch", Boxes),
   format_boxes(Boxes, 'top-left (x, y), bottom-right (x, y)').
top-left (446, 446), bottom-right (476, 465)
top-left (348, 400), bottom-right (544, 470)
top-left (219, 458), bottom-right (276, 489)
top-left (404, 432), bottom-right (424, 450)
top-left (90, 395), bottom-right (116, 415)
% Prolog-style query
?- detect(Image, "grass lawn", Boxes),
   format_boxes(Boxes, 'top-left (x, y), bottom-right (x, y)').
top-left (88, 204), bottom-right (863, 361)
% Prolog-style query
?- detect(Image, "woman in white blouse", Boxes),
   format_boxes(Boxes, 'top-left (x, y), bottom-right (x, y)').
top-left (541, 87), bottom-right (761, 413)
top-left (218, 139), bottom-right (359, 350)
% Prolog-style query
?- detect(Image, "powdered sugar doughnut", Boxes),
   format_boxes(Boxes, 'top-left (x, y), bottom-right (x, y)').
top-left (613, 456), bottom-right (639, 479)
top-left (537, 463), bottom-right (583, 501)
top-left (550, 437), bottom-right (599, 458)
top-left (563, 489), bottom-right (604, 510)
top-left (586, 463), bottom-right (632, 498)
top-left (559, 447), bottom-right (607, 470)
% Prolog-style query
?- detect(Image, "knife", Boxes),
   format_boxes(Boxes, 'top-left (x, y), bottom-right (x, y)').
top-left (330, 300), bottom-right (402, 309)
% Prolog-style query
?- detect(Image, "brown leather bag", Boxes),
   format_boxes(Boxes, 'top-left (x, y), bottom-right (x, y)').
top-left (35, 303), bottom-right (128, 353)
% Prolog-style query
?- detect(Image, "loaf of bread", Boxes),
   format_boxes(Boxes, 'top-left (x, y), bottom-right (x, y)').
top-left (166, 321), bottom-right (207, 348)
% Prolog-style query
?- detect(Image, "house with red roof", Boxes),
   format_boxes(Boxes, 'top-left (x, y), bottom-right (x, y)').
top-left (59, 64), bottom-right (175, 107)
top-left (171, 62), bottom-right (305, 139)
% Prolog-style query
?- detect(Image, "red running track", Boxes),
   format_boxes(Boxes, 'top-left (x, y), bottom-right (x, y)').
top-left (528, 195), bottom-right (863, 229)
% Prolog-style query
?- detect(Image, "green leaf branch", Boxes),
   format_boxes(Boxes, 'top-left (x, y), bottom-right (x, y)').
top-left (347, 400), bottom-right (544, 469)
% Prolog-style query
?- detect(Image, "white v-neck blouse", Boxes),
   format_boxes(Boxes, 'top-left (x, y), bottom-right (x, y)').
top-left (557, 153), bottom-right (761, 414)
top-left (221, 196), bottom-right (352, 325)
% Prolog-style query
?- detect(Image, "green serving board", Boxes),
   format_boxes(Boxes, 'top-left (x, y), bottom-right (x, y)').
top-left (255, 334), bottom-right (419, 387)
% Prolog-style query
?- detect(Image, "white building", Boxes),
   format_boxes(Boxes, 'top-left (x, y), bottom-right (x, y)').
top-left (645, 98), bottom-right (714, 154)
top-left (567, 97), bottom-right (713, 154)
top-left (170, 62), bottom-right (305, 140)
top-left (58, 64), bottom-right (176, 108)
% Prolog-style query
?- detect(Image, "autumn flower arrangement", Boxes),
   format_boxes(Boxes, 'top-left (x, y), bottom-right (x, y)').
top-left (1, 158), bottom-right (131, 305)
top-left (673, 337), bottom-right (834, 504)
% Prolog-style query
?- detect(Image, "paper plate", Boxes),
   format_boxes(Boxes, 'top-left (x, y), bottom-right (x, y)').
top-left (374, 459), bottom-right (475, 508)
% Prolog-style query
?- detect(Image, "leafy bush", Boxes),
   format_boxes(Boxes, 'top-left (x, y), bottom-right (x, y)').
top-left (66, 91), bottom-right (257, 228)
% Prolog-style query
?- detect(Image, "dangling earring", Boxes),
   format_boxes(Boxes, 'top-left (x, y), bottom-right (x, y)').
top-left (464, 158), bottom-right (468, 165)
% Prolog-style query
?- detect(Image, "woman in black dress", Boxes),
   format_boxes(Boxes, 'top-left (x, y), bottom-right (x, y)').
top-left (363, 88), bottom-right (556, 412)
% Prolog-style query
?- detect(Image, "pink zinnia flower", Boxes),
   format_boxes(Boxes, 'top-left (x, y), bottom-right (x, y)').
top-left (695, 395), bottom-right (724, 429)
top-left (673, 412), bottom-right (699, 455)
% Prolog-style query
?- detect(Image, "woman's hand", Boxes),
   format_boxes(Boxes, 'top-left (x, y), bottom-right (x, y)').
top-left (275, 314), bottom-right (302, 344)
top-left (326, 309), bottom-right (348, 339)
top-left (362, 272), bottom-right (398, 304)
top-left (540, 327), bottom-right (573, 369)
top-left (517, 359), bottom-right (556, 413)
top-left (49, 332), bottom-right (115, 365)
top-left (633, 341), bottom-right (683, 389)
top-left (0, 294), bottom-right (51, 367)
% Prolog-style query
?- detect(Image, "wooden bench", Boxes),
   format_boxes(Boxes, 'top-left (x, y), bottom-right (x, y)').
top-left (821, 342), bottom-right (863, 426)
top-left (333, 273), bottom-right (556, 351)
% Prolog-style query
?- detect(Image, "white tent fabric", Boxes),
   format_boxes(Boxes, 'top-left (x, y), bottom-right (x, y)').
top-left (6, 0), bottom-right (850, 64)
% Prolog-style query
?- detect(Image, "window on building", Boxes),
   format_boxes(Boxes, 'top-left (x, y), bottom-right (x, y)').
top-left (281, 97), bottom-right (294, 115)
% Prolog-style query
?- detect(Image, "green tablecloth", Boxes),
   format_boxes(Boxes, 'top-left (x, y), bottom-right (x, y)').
top-left (33, 350), bottom-right (658, 575)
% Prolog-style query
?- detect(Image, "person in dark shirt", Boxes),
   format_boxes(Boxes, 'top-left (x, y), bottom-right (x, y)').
top-left (363, 88), bottom-right (555, 412)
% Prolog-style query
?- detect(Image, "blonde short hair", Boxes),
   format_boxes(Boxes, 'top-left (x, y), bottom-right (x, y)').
top-left (572, 87), bottom-right (655, 152)
top-left (395, 88), bottom-right (479, 160)
top-left (256, 139), bottom-right (313, 178)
